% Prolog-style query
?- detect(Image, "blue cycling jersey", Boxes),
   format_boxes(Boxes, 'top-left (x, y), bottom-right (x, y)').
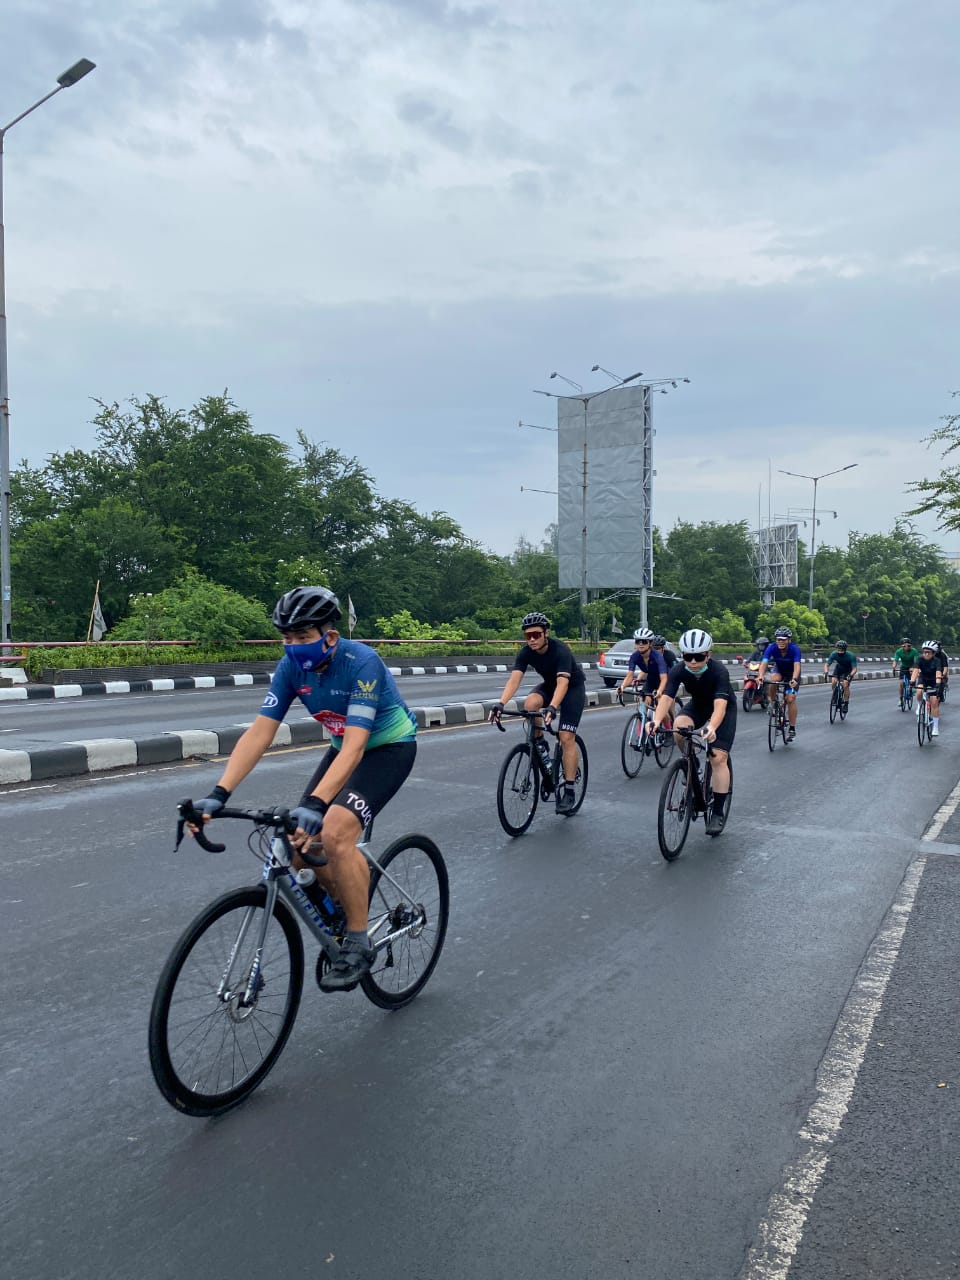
top-left (627, 649), bottom-right (667, 678)
top-left (762, 641), bottom-right (802, 678)
top-left (260, 639), bottom-right (417, 750)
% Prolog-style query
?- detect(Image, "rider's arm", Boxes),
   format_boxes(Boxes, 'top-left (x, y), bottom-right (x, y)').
top-left (791, 661), bottom-right (801, 685)
top-left (707, 696), bottom-right (729, 734)
top-left (655, 670), bottom-right (668, 698)
top-left (549, 671), bottom-right (570, 710)
top-left (216, 715), bottom-right (281, 793)
top-left (651, 693), bottom-right (675, 730)
top-left (498, 670), bottom-right (524, 705)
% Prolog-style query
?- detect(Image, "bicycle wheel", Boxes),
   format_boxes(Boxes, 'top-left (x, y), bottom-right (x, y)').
top-left (652, 721), bottom-right (675, 768)
top-left (917, 702), bottom-right (926, 747)
top-left (149, 886), bottom-right (304, 1117)
top-left (657, 758), bottom-right (692, 861)
top-left (838, 689), bottom-right (849, 721)
top-left (553, 735), bottom-right (589, 815)
top-left (620, 711), bottom-right (646, 778)
top-left (829, 686), bottom-right (839, 724)
top-left (767, 703), bottom-right (779, 752)
top-left (496, 742), bottom-right (539, 836)
top-left (360, 834), bottom-right (449, 1010)
top-left (899, 683), bottom-right (909, 712)
top-left (781, 705), bottom-right (791, 745)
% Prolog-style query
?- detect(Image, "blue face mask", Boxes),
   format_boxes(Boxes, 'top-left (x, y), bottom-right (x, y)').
top-left (284, 634), bottom-right (337, 672)
top-left (684, 662), bottom-right (707, 674)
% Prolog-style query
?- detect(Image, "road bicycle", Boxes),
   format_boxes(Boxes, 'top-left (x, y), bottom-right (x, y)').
top-left (657, 727), bottom-right (734, 861)
top-left (494, 709), bottom-right (588, 836)
top-left (898, 672), bottom-right (914, 712)
top-left (617, 688), bottom-right (675, 778)
top-left (149, 800), bottom-right (449, 1117)
top-left (916, 687), bottom-right (937, 747)
top-left (828, 674), bottom-right (849, 724)
top-left (765, 680), bottom-right (794, 751)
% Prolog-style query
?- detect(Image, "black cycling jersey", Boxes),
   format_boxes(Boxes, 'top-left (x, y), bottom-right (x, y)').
top-left (938, 650), bottom-right (950, 672)
top-left (513, 636), bottom-right (586, 694)
top-left (664, 658), bottom-right (735, 720)
top-left (914, 655), bottom-right (941, 688)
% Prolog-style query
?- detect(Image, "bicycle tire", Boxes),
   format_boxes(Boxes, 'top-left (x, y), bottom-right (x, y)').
top-left (553, 735), bottom-right (589, 815)
top-left (360, 834), bottom-right (449, 1010)
top-left (829, 686), bottom-right (839, 724)
top-left (149, 886), bottom-right (304, 1117)
top-left (899, 683), bottom-right (909, 712)
top-left (767, 703), bottom-right (779, 752)
top-left (653, 721), bottom-right (675, 768)
top-left (838, 691), bottom-right (848, 721)
top-left (657, 758), bottom-right (692, 861)
top-left (620, 710), bottom-right (646, 778)
top-left (917, 702), bottom-right (926, 747)
top-left (496, 742), bottom-right (539, 836)
top-left (781, 704), bottom-right (790, 745)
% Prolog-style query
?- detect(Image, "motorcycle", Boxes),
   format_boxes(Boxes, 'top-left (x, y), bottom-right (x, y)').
top-left (742, 660), bottom-right (768, 712)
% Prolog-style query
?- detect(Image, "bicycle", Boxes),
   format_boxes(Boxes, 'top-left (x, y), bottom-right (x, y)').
top-left (828, 673), bottom-right (849, 724)
top-left (898, 671), bottom-right (914, 713)
top-left (617, 688), bottom-right (675, 778)
top-left (657, 727), bottom-right (734, 861)
top-left (149, 800), bottom-right (449, 1117)
top-left (494, 709), bottom-right (588, 836)
top-left (916, 687), bottom-right (937, 747)
top-left (765, 679), bottom-right (793, 751)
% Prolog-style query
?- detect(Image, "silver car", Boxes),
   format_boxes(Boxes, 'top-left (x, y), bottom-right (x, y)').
top-left (597, 639), bottom-right (636, 686)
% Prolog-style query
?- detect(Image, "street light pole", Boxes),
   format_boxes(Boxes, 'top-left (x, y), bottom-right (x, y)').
top-left (777, 463), bottom-right (858, 609)
top-left (0, 57), bottom-right (95, 646)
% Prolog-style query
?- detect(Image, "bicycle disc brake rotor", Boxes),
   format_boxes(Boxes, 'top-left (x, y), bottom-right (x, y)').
top-left (225, 973), bottom-right (265, 1022)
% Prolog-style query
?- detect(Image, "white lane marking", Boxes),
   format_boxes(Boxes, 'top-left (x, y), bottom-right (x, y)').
top-left (1, 783), bottom-right (56, 794)
top-left (922, 776), bottom-right (960, 842)
top-left (739, 857), bottom-right (925, 1280)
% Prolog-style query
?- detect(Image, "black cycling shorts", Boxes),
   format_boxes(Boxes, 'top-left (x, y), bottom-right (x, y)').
top-left (300, 740), bottom-right (416, 830)
top-left (529, 681), bottom-right (586, 734)
top-left (674, 701), bottom-right (737, 754)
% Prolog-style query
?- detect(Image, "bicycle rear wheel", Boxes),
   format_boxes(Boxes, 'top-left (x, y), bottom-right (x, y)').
top-left (653, 721), bottom-right (675, 768)
top-left (149, 886), bottom-right (304, 1117)
top-left (496, 742), bottom-right (539, 835)
top-left (620, 710), bottom-right (646, 778)
top-left (360, 835), bottom-right (449, 1010)
top-left (657, 758), bottom-right (692, 861)
top-left (839, 689), bottom-right (849, 721)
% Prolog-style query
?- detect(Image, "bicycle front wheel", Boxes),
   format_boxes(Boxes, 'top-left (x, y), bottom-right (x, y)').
top-left (361, 835), bottom-right (449, 1010)
top-left (658, 758), bottom-right (692, 861)
top-left (497, 742), bottom-right (539, 836)
top-left (149, 886), bottom-right (304, 1117)
top-left (917, 703), bottom-right (926, 747)
top-left (767, 706), bottom-right (779, 752)
top-left (620, 711), bottom-right (645, 778)
top-left (829, 687), bottom-right (839, 724)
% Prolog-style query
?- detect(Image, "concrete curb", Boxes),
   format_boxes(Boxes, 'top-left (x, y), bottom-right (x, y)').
top-left (0, 665), bottom-right (938, 786)
top-left (0, 655), bottom-right (903, 701)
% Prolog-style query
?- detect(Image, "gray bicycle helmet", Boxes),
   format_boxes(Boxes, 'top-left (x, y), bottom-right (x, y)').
top-left (521, 611), bottom-right (550, 631)
top-left (272, 586), bottom-right (342, 631)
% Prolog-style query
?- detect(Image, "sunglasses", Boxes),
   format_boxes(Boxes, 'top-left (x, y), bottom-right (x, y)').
top-left (682, 652), bottom-right (708, 663)
top-left (635, 639), bottom-right (651, 645)
top-left (524, 629), bottom-right (545, 641)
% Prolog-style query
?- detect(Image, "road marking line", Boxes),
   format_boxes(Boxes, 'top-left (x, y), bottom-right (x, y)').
top-left (738, 856), bottom-right (925, 1280)
top-left (922, 775), bottom-right (960, 842)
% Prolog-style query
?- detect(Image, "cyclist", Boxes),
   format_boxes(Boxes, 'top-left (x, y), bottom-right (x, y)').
top-left (617, 627), bottom-right (668, 712)
top-left (823, 640), bottom-right (857, 706)
top-left (758, 627), bottom-right (802, 740)
top-left (648, 628), bottom-right (736, 834)
top-left (935, 641), bottom-right (950, 703)
top-left (193, 586), bottom-right (418, 991)
top-left (912, 642), bottom-right (943, 735)
top-left (489, 612), bottom-right (586, 814)
top-left (652, 634), bottom-right (678, 671)
top-left (892, 637), bottom-right (919, 704)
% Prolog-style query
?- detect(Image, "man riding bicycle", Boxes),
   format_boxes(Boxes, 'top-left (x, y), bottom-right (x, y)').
top-left (193, 586), bottom-right (418, 991)
top-left (489, 611), bottom-right (586, 814)
top-left (912, 642), bottom-right (943, 736)
top-left (617, 627), bottom-right (668, 716)
top-left (648, 628), bottom-right (736, 834)
top-left (758, 628), bottom-right (802, 740)
top-left (893, 637), bottom-right (919, 704)
top-left (823, 640), bottom-right (857, 705)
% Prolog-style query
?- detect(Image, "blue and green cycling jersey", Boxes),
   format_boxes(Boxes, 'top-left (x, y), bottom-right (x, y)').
top-left (260, 639), bottom-right (416, 750)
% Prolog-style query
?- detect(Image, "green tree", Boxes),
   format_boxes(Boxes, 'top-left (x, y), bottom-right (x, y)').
top-left (111, 569), bottom-right (272, 647)
top-left (755, 599), bottom-right (828, 645)
top-left (906, 393), bottom-right (960, 531)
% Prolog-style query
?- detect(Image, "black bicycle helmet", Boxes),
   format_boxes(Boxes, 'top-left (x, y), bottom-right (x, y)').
top-left (835, 639), bottom-right (847, 650)
top-left (521, 611), bottom-right (550, 631)
top-left (774, 627), bottom-right (793, 639)
top-left (272, 586), bottom-right (342, 631)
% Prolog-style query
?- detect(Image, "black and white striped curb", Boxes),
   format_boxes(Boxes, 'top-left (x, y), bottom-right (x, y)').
top-left (0, 665), bottom-right (938, 786)
top-left (0, 655), bottom-right (904, 701)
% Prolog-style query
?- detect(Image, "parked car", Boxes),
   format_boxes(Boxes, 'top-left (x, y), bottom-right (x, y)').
top-left (597, 639), bottom-right (635, 686)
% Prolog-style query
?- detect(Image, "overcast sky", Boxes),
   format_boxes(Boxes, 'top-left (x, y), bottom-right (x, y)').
top-left (3, 0), bottom-right (959, 561)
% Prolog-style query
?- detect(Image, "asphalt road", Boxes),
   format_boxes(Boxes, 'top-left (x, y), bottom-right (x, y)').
top-left (2, 680), bottom-right (958, 1279)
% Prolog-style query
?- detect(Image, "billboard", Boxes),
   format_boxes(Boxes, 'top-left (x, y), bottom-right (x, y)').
top-left (556, 384), bottom-right (651, 590)
top-left (749, 523), bottom-right (799, 589)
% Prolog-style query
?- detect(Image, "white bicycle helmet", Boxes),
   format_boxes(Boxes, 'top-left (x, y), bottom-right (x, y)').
top-left (633, 627), bottom-right (655, 641)
top-left (678, 628), bottom-right (713, 654)
top-left (921, 640), bottom-right (936, 652)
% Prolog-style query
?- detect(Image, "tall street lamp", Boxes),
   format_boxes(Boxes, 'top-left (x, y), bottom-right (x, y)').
top-left (0, 57), bottom-right (96, 645)
top-left (778, 463), bottom-right (858, 609)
